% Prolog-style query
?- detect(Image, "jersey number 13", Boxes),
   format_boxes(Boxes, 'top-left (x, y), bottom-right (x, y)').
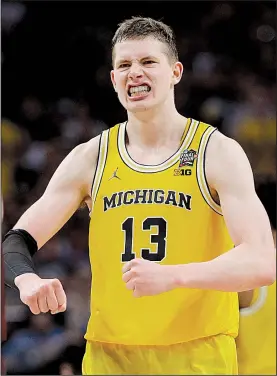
top-left (121, 217), bottom-right (167, 262)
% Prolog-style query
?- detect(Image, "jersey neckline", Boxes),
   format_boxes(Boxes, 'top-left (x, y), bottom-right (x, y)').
top-left (117, 118), bottom-right (199, 173)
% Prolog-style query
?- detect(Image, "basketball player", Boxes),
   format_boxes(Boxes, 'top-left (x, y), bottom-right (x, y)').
top-left (2, 17), bottom-right (276, 375)
top-left (236, 183), bottom-right (276, 375)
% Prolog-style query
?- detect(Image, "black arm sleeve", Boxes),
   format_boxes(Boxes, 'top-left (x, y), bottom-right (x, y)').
top-left (2, 229), bottom-right (38, 290)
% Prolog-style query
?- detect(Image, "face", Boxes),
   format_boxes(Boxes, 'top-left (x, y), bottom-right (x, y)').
top-left (111, 37), bottom-right (183, 113)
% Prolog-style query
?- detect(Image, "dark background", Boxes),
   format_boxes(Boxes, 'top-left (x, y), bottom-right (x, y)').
top-left (1, 1), bottom-right (276, 374)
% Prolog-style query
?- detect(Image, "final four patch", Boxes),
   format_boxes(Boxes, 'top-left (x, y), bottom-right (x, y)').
top-left (179, 149), bottom-right (198, 167)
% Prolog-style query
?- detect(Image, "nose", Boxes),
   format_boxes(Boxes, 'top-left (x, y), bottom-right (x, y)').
top-left (128, 62), bottom-right (143, 79)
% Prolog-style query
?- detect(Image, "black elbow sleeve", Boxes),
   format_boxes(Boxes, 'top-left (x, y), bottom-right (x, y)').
top-left (2, 229), bottom-right (38, 290)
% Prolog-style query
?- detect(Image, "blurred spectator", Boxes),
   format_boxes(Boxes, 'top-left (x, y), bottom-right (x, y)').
top-left (1, 1), bottom-right (26, 34)
top-left (1, 118), bottom-right (28, 200)
top-left (223, 77), bottom-right (276, 182)
top-left (2, 314), bottom-right (69, 374)
top-left (18, 96), bottom-right (61, 142)
top-left (59, 362), bottom-right (75, 375)
top-left (59, 100), bottom-right (107, 148)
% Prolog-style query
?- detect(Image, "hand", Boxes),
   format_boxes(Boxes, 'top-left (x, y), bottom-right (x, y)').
top-left (122, 258), bottom-right (177, 297)
top-left (15, 273), bottom-right (67, 315)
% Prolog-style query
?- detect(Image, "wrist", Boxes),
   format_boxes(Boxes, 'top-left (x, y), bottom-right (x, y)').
top-left (166, 264), bottom-right (189, 289)
top-left (14, 273), bottom-right (40, 289)
top-left (172, 263), bottom-right (199, 289)
top-left (172, 264), bottom-right (186, 288)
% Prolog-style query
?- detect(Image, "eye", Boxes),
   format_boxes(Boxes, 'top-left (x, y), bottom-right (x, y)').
top-left (118, 63), bottom-right (130, 69)
top-left (143, 60), bottom-right (156, 65)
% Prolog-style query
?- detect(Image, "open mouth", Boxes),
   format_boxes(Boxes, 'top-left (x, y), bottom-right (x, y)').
top-left (128, 85), bottom-right (151, 98)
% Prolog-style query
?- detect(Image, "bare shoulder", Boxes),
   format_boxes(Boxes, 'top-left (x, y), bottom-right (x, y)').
top-left (45, 134), bottom-right (101, 201)
top-left (71, 134), bottom-right (101, 165)
top-left (64, 134), bottom-right (101, 180)
top-left (205, 130), bottom-right (255, 193)
top-left (68, 134), bottom-right (101, 199)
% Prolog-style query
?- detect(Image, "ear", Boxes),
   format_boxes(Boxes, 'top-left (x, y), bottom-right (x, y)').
top-left (172, 62), bottom-right (183, 85)
top-left (110, 70), bottom-right (117, 92)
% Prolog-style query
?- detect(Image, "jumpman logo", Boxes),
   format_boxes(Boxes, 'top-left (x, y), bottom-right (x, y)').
top-left (109, 167), bottom-right (121, 180)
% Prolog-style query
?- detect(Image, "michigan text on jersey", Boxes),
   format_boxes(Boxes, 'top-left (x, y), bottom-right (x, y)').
top-left (103, 189), bottom-right (192, 212)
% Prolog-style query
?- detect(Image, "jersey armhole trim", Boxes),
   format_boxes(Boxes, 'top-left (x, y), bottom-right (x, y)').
top-left (196, 126), bottom-right (222, 215)
top-left (90, 129), bottom-right (109, 214)
top-left (240, 286), bottom-right (268, 316)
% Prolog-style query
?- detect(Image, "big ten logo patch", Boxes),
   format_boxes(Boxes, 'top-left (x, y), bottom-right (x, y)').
top-left (174, 169), bottom-right (192, 176)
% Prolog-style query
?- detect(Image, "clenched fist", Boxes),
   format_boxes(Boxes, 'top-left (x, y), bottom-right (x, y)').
top-left (122, 258), bottom-right (178, 298)
top-left (14, 273), bottom-right (67, 315)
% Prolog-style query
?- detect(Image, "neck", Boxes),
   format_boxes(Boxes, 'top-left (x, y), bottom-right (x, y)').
top-left (126, 99), bottom-right (187, 148)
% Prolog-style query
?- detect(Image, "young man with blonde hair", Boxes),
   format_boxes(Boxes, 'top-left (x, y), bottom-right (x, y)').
top-left (3, 17), bottom-right (275, 375)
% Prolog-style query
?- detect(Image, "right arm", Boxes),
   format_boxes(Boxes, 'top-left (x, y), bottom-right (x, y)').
top-left (3, 136), bottom-right (100, 314)
top-left (13, 137), bottom-right (99, 249)
top-left (239, 229), bottom-right (276, 309)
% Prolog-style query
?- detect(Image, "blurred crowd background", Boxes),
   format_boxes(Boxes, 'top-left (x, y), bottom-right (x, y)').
top-left (1, 1), bottom-right (276, 375)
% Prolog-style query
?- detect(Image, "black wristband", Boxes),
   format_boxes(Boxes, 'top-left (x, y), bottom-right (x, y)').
top-left (2, 229), bottom-right (38, 290)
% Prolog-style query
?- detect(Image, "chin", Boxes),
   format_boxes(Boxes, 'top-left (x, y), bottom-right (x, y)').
top-left (128, 104), bottom-right (152, 113)
top-left (127, 100), bottom-right (158, 113)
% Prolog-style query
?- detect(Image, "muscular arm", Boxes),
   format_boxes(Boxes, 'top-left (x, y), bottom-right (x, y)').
top-left (175, 133), bottom-right (276, 292)
top-left (12, 136), bottom-right (100, 249)
top-left (2, 136), bottom-right (99, 312)
top-left (238, 229), bottom-right (276, 307)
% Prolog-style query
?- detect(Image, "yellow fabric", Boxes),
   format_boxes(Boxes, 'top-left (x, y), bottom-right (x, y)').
top-left (235, 117), bottom-right (276, 179)
top-left (1, 119), bottom-right (22, 198)
top-left (237, 283), bottom-right (276, 375)
top-left (1, 119), bottom-right (22, 147)
top-left (85, 118), bottom-right (238, 346)
top-left (236, 117), bottom-right (276, 144)
top-left (83, 334), bottom-right (238, 375)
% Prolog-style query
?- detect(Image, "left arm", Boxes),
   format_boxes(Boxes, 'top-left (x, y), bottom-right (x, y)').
top-left (123, 133), bottom-right (276, 297)
top-left (174, 133), bottom-right (276, 292)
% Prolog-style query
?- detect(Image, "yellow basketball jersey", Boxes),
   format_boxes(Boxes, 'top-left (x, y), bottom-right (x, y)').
top-left (237, 283), bottom-right (276, 375)
top-left (85, 118), bottom-right (239, 346)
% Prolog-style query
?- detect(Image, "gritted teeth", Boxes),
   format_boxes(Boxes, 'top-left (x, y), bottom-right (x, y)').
top-left (128, 85), bottom-right (151, 96)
